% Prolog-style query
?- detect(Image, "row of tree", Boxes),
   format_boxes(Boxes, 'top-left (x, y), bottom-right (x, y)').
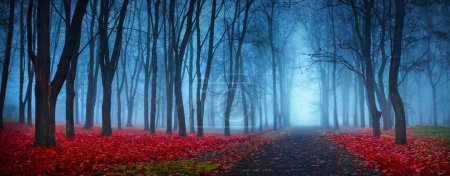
top-left (0, 0), bottom-right (298, 147)
top-left (303, 0), bottom-right (449, 144)
top-left (0, 0), bottom-right (448, 147)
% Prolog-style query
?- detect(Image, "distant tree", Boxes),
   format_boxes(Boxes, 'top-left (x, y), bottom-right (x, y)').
top-left (0, 0), bottom-right (15, 129)
top-left (26, 0), bottom-right (35, 127)
top-left (124, 4), bottom-right (140, 127)
top-left (19, 0), bottom-right (26, 124)
top-left (223, 0), bottom-right (254, 136)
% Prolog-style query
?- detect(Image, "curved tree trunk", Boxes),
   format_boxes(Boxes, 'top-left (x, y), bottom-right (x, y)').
top-left (390, 0), bottom-right (407, 144)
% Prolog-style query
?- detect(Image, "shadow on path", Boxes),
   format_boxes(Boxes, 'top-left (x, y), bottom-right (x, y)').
top-left (220, 127), bottom-right (378, 176)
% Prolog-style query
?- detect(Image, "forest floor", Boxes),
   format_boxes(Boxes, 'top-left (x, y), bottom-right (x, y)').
top-left (0, 122), bottom-right (276, 175)
top-left (1, 123), bottom-right (449, 175)
top-left (221, 127), bottom-right (377, 175)
top-left (327, 126), bottom-right (450, 175)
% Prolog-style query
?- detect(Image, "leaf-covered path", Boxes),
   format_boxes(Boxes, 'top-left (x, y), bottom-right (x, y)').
top-left (221, 127), bottom-right (378, 175)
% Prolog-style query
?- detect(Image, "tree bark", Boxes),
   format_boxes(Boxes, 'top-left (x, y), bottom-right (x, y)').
top-left (26, 0), bottom-right (35, 127)
top-left (19, 0), bottom-right (26, 124)
top-left (32, 0), bottom-right (89, 146)
top-left (242, 90), bottom-right (249, 134)
top-left (84, 0), bottom-right (99, 129)
top-left (224, 0), bottom-right (253, 136)
top-left (362, 0), bottom-right (381, 137)
top-left (65, 1), bottom-right (83, 138)
top-left (98, 0), bottom-right (129, 136)
top-left (196, 0), bottom-right (217, 137)
top-left (149, 0), bottom-right (160, 134)
top-left (172, 0), bottom-right (197, 137)
top-left (390, 0), bottom-right (407, 144)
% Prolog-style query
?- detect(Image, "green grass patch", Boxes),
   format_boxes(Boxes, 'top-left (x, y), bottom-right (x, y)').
top-left (102, 160), bottom-right (219, 175)
top-left (411, 126), bottom-right (450, 139)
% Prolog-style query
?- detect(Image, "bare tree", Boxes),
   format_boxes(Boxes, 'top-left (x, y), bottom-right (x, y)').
top-left (0, 0), bottom-right (15, 129)
top-left (148, 0), bottom-right (160, 134)
top-left (389, 0), bottom-right (407, 144)
top-left (84, 0), bottom-right (99, 129)
top-left (196, 0), bottom-right (219, 137)
top-left (98, 0), bottom-right (130, 136)
top-left (223, 0), bottom-right (254, 136)
top-left (171, 0), bottom-right (197, 137)
top-left (30, 0), bottom-right (89, 146)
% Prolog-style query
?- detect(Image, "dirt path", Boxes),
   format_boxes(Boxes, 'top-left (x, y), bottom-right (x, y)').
top-left (220, 127), bottom-right (378, 175)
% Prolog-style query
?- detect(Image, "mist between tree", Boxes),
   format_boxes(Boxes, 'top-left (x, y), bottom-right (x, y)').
top-left (0, 0), bottom-right (449, 146)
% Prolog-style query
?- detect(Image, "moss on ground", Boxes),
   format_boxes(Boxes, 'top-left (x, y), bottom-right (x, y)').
top-left (102, 160), bottom-right (219, 175)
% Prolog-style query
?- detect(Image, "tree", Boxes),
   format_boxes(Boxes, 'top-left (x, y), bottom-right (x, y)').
top-left (262, 0), bottom-right (280, 130)
top-left (389, 0), bottom-right (407, 144)
top-left (148, 0), bottom-right (160, 134)
top-left (26, 0), bottom-right (35, 127)
top-left (65, 0), bottom-right (83, 138)
top-left (350, 0), bottom-right (382, 137)
top-left (373, 0), bottom-right (393, 131)
top-left (98, 0), bottom-right (130, 136)
top-left (19, 0), bottom-right (26, 124)
top-left (196, 0), bottom-right (219, 137)
top-left (163, 0), bottom-right (175, 135)
top-left (0, 0), bottom-right (15, 129)
top-left (84, 0), bottom-right (99, 129)
top-left (31, 0), bottom-right (89, 146)
top-left (171, 0), bottom-right (197, 137)
top-left (223, 0), bottom-right (253, 136)
top-left (124, 4), bottom-right (140, 127)
top-left (328, 4), bottom-right (339, 130)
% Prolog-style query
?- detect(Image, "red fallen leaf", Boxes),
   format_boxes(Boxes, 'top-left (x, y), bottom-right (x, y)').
top-left (0, 123), bottom-right (268, 175)
top-left (328, 128), bottom-right (450, 175)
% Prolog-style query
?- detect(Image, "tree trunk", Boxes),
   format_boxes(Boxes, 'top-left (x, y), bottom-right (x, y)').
top-left (264, 88), bottom-right (268, 128)
top-left (320, 66), bottom-right (330, 128)
top-left (117, 85), bottom-right (122, 130)
top-left (19, 0), bottom-right (26, 124)
top-left (172, 0), bottom-right (197, 137)
top-left (98, 0), bottom-right (129, 136)
top-left (209, 84), bottom-right (215, 127)
top-left (101, 81), bottom-right (113, 135)
top-left (84, 0), bottom-right (99, 129)
top-left (195, 0), bottom-right (217, 137)
top-left (258, 88), bottom-right (263, 131)
top-left (26, 0), bottom-right (35, 127)
top-left (361, 0), bottom-right (381, 137)
top-left (242, 91), bottom-right (249, 134)
top-left (431, 84), bottom-right (437, 125)
top-left (353, 73), bottom-right (358, 127)
top-left (0, 0), bottom-right (15, 129)
top-left (390, 0), bottom-right (406, 144)
top-left (224, 0), bottom-right (252, 136)
top-left (33, 0), bottom-right (88, 146)
top-left (126, 103), bottom-right (134, 127)
top-left (164, 0), bottom-right (174, 135)
top-left (66, 76), bottom-right (76, 137)
top-left (189, 34), bottom-right (195, 133)
top-left (149, 4), bottom-right (160, 134)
